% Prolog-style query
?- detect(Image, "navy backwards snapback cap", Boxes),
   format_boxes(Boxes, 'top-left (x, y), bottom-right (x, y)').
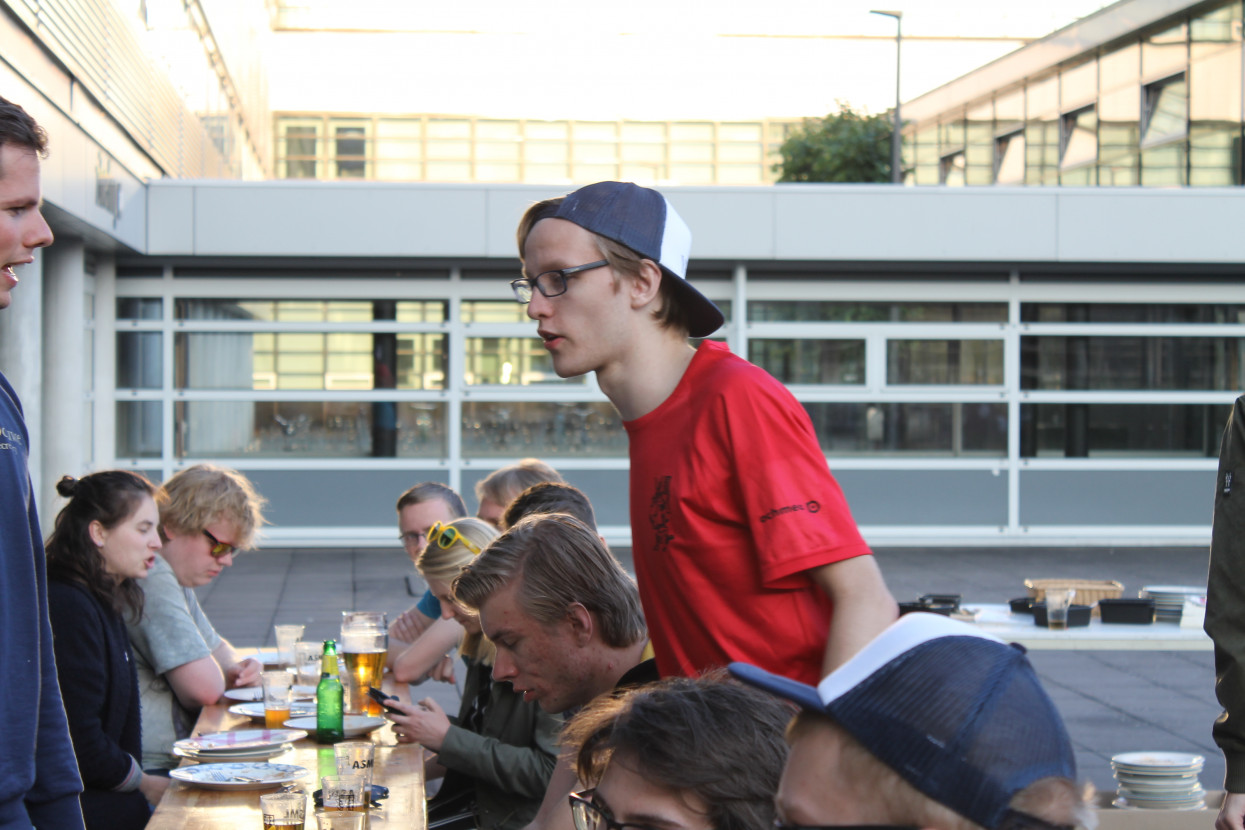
top-left (537, 181), bottom-right (724, 338)
top-left (729, 614), bottom-right (1077, 830)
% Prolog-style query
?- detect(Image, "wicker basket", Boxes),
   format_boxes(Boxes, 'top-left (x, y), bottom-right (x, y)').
top-left (1024, 579), bottom-right (1124, 616)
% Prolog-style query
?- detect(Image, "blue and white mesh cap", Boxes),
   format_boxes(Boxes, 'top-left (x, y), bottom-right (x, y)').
top-left (536, 181), bottom-right (724, 338)
top-left (729, 613), bottom-right (1077, 830)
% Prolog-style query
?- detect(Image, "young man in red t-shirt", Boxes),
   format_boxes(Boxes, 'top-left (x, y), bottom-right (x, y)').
top-left (512, 181), bottom-right (897, 684)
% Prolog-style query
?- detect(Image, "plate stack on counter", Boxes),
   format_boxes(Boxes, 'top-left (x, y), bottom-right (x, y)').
top-left (1110, 751), bottom-right (1205, 810)
top-left (1139, 585), bottom-right (1206, 622)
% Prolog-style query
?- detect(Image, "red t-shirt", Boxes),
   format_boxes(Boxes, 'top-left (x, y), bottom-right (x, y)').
top-left (624, 341), bottom-right (873, 685)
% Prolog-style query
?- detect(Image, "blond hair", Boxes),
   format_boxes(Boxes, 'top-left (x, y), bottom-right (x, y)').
top-left (474, 458), bottom-right (563, 510)
top-left (418, 517), bottom-right (499, 664)
top-left (158, 464), bottom-right (267, 550)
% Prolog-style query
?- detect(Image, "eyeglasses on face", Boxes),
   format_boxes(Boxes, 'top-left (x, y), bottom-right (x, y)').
top-left (399, 530), bottom-right (428, 549)
top-left (427, 522), bottom-right (482, 555)
top-left (569, 790), bottom-right (665, 830)
top-left (510, 260), bottom-right (609, 303)
top-left (202, 528), bottom-right (237, 559)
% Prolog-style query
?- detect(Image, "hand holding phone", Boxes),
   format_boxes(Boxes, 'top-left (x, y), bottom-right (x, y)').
top-left (368, 685), bottom-right (402, 715)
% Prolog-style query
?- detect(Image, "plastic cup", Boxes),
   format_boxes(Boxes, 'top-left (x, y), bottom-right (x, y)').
top-left (275, 624), bottom-right (306, 669)
top-left (261, 791), bottom-right (306, 829)
top-left (334, 741), bottom-right (375, 789)
top-left (1046, 588), bottom-right (1076, 630)
top-left (321, 774), bottom-right (368, 830)
top-left (262, 670), bottom-right (293, 729)
top-left (295, 641), bottom-right (322, 687)
top-left (314, 812), bottom-right (363, 830)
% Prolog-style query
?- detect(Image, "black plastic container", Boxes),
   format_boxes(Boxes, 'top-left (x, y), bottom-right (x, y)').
top-left (1098, 598), bottom-right (1156, 624)
top-left (1032, 603), bottom-right (1091, 628)
top-left (1009, 596), bottom-right (1034, 614)
top-left (899, 602), bottom-right (952, 616)
top-left (919, 593), bottom-right (962, 612)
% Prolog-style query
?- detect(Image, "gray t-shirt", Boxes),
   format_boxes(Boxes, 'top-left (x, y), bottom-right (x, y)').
top-left (127, 555), bottom-right (222, 770)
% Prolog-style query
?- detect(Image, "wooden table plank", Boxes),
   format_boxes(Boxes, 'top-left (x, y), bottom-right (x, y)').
top-left (148, 680), bottom-right (425, 830)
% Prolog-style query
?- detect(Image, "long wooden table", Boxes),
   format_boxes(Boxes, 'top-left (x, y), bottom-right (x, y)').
top-left (147, 681), bottom-right (426, 830)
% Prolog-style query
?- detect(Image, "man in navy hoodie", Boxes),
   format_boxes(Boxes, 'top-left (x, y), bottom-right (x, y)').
top-left (0, 96), bottom-right (86, 829)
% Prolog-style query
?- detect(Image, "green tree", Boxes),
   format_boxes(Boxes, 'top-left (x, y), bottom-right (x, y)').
top-left (774, 103), bottom-right (894, 183)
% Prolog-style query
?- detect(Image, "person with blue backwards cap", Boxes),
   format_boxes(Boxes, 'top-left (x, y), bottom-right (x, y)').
top-left (512, 181), bottom-right (897, 692)
top-left (730, 613), bottom-right (1093, 830)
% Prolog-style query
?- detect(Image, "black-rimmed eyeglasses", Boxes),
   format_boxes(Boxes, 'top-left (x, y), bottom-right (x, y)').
top-left (569, 790), bottom-right (663, 830)
top-left (511, 260), bottom-right (609, 303)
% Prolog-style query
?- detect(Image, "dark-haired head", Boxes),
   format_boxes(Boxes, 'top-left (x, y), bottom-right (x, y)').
top-left (502, 481), bottom-right (597, 531)
top-left (563, 673), bottom-right (791, 830)
top-left (46, 470), bottom-right (160, 620)
top-left (0, 96), bottom-right (48, 175)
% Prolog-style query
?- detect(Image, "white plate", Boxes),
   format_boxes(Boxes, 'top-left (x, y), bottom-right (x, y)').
top-left (1113, 796), bottom-right (1206, 811)
top-left (284, 715), bottom-right (385, 737)
top-left (1111, 751), bottom-right (1204, 769)
top-left (228, 701), bottom-right (318, 720)
top-left (173, 743), bottom-right (294, 762)
top-left (173, 728), bottom-right (307, 753)
top-left (170, 762), bottom-right (308, 791)
top-left (223, 685), bottom-right (316, 702)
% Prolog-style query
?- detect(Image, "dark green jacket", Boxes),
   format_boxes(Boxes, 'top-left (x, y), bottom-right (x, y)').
top-left (1208, 395), bottom-right (1245, 791)
top-left (435, 655), bottom-right (562, 830)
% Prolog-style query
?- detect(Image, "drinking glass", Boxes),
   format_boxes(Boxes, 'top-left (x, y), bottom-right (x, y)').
top-left (1046, 588), bottom-right (1076, 630)
top-left (261, 791), bottom-right (306, 830)
top-left (275, 624), bottom-right (307, 670)
top-left (262, 670), bottom-right (293, 730)
top-left (314, 812), bottom-right (363, 830)
top-left (321, 774), bottom-right (368, 830)
top-left (334, 741), bottom-right (375, 789)
top-left (295, 641), bottom-right (322, 688)
top-left (340, 612), bottom-right (387, 716)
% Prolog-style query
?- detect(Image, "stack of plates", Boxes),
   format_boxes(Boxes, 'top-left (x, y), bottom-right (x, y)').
top-left (1139, 586), bottom-right (1206, 622)
top-left (171, 728), bottom-right (307, 762)
top-left (1111, 751), bottom-right (1205, 810)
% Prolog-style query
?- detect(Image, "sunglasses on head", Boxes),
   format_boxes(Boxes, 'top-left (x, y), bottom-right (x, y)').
top-left (203, 529), bottom-right (237, 558)
top-left (427, 522), bottom-right (481, 555)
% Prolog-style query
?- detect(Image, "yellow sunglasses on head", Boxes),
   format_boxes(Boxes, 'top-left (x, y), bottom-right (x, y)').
top-left (426, 522), bottom-right (481, 555)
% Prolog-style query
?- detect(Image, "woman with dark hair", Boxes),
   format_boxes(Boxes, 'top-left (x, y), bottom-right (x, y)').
top-left (45, 471), bottom-right (169, 829)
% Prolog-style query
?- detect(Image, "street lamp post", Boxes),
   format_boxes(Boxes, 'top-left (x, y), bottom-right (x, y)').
top-left (870, 9), bottom-right (903, 184)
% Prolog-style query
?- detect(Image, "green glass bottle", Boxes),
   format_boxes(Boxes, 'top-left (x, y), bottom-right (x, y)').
top-left (316, 639), bottom-right (344, 744)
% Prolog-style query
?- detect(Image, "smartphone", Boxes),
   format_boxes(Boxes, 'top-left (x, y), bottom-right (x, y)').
top-left (368, 685), bottom-right (402, 715)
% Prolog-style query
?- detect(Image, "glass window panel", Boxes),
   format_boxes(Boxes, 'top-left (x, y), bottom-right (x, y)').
top-left (571, 164), bottom-right (618, 182)
top-left (117, 332), bottom-right (162, 388)
top-left (620, 164), bottom-right (663, 185)
top-left (803, 402), bottom-right (1006, 457)
top-left (572, 143), bottom-right (618, 163)
top-left (117, 298), bottom-right (162, 320)
top-left (672, 123), bottom-right (714, 141)
top-left (375, 161), bottom-right (423, 180)
top-left (464, 337), bottom-right (585, 386)
top-left (888, 340), bottom-right (1003, 385)
top-left (995, 89), bottom-right (1024, 129)
top-left (1061, 60), bottom-right (1098, 111)
top-left (621, 122), bottom-right (666, 142)
top-left (1021, 403), bottom-right (1225, 458)
top-left (116, 401), bottom-right (161, 458)
top-left (525, 163), bottom-right (570, 181)
top-left (477, 162), bottom-right (521, 181)
top-left (1189, 126), bottom-right (1241, 186)
top-left (913, 127), bottom-right (940, 185)
top-left (526, 142), bottom-right (568, 163)
top-left (462, 401), bottom-right (625, 458)
top-left (939, 118), bottom-right (966, 151)
top-left (718, 164), bottom-right (763, 185)
top-left (462, 301), bottom-right (529, 323)
top-left (940, 152), bottom-right (966, 186)
top-left (526, 121), bottom-right (568, 139)
top-left (671, 142), bottom-right (713, 162)
top-left (1142, 23), bottom-right (1188, 80)
top-left (995, 131), bottom-right (1026, 184)
top-left (965, 118), bottom-right (995, 185)
top-left (720, 123), bottom-right (762, 142)
top-left (1061, 107), bottom-right (1098, 170)
top-left (622, 142), bottom-right (665, 163)
top-left (572, 122), bottom-right (617, 140)
top-left (377, 119), bottom-right (422, 139)
top-left (478, 141), bottom-right (520, 161)
top-left (376, 138), bottom-right (421, 162)
top-left (176, 299), bottom-right (445, 322)
top-left (477, 120), bottom-right (520, 140)
top-left (1141, 142), bottom-right (1187, 185)
top-left (1022, 302), bottom-right (1245, 323)
top-left (747, 301), bottom-right (1007, 322)
top-left (427, 119), bottom-right (471, 139)
top-left (174, 400), bottom-right (446, 458)
top-left (1192, 2), bottom-right (1241, 41)
top-left (1190, 40), bottom-right (1242, 126)
top-left (1020, 336), bottom-right (1245, 390)
top-left (1143, 75), bottom-right (1188, 144)
top-left (426, 161), bottom-right (471, 181)
top-left (670, 164), bottom-right (714, 184)
top-left (718, 143), bottom-right (762, 163)
top-left (427, 139), bottom-right (471, 159)
top-left (748, 339), bottom-right (865, 384)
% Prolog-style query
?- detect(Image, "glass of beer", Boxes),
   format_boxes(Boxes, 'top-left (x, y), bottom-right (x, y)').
top-left (314, 812), bottom-right (362, 830)
top-left (340, 612), bottom-right (387, 716)
top-left (262, 670), bottom-right (293, 729)
top-left (261, 791), bottom-right (306, 830)
top-left (275, 624), bottom-right (307, 671)
top-left (321, 774), bottom-right (368, 830)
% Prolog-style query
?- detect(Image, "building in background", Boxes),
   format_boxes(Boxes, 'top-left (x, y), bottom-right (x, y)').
top-left (0, 0), bottom-right (1240, 550)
